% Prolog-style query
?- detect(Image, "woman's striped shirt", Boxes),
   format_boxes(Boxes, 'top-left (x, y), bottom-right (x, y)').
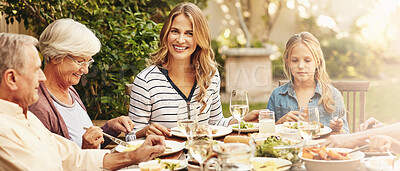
top-left (128, 65), bottom-right (232, 131)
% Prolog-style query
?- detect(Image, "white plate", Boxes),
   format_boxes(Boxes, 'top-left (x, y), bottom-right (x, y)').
top-left (316, 126), bottom-right (332, 136)
top-left (229, 123), bottom-right (259, 133)
top-left (171, 125), bottom-right (232, 139)
top-left (251, 157), bottom-right (292, 171)
top-left (115, 140), bottom-right (184, 156)
top-left (276, 124), bottom-right (332, 137)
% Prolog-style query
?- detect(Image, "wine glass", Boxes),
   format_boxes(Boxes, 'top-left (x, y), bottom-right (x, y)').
top-left (177, 101), bottom-right (199, 140)
top-left (298, 106), bottom-right (320, 142)
top-left (230, 90), bottom-right (249, 135)
top-left (188, 123), bottom-right (213, 171)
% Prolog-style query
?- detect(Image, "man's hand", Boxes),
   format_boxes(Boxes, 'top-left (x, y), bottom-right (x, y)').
top-left (325, 134), bottom-right (367, 149)
top-left (359, 117), bottom-right (384, 131)
top-left (82, 126), bottom-right (104, 149)
top-left (131, 135), bottom-right (166, 163)
top-left (106, 116), bottom-right (135, 134)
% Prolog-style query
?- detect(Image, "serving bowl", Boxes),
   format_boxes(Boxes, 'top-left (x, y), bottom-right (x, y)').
top-left (299, 148), bottom-right (365, 171)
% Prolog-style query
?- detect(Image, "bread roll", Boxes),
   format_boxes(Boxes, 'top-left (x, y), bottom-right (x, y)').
top-left (223, 135), bottom-right (251, 144)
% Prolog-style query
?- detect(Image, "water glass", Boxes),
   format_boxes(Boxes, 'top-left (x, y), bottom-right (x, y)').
top-left (298, 106), bottom-right (320, 141)
top-left (259, 109), bottom-right (275, 134)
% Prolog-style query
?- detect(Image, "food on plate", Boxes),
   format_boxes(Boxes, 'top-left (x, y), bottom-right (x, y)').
top-left (252, 160), bottom-right (278, 171)
top-left (283, 121), bottom-right (324, 129)
top-left (155, 158), bottom-right (181, 170)
top-left (232, 121), bottom-right (258, 129)
top-left (124, 143), bottom-right (142, 152)
top-left (254, 136), bottom-right (300, 163)
top-left (139, 161), bottom-right (162, 171)
top-left (302, 146), bottom-right (350, 160)
top-left (283, 122), bottom-right (298, 129)
top-left (212, 128), bottom-right (218, 134)
top-left (223, 135), bottom-right (251, 144)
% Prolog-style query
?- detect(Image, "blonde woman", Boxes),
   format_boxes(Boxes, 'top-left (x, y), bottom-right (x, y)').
top-left (129, 3), bottom-right (258, 138)
top-left (267, 32), bottom-right (349, 133)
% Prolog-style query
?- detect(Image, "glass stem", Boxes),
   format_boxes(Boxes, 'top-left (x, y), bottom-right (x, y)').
top-left (238, 119), bottom-right (241, 135)
top-left (200, 162), bottom-right (204, 171)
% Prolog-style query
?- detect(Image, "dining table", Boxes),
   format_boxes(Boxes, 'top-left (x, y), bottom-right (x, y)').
top-left (110, 125), bottom-right (392, 171)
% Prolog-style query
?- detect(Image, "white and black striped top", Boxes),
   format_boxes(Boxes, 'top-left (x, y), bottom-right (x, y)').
top-left (128, 65), bottom-right (232, 131)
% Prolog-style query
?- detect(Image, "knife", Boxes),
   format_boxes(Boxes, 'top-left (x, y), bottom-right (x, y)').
top-left (83, 127), bottom-right (130, 147)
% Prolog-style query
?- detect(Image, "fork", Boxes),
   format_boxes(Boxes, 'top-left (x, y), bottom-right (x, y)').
top-left (125, 131), bottom-right (136, 142)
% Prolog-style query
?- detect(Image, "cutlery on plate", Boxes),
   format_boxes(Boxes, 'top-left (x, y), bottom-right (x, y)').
top-left (83, 127), bottom-right (130, 147)
top-left (261, 161), bottom-right (304, 169)
top-left (348, 144), bottom-right (369, 154)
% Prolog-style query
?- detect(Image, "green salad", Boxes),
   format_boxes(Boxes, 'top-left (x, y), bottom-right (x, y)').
top-left (156, 158), bottom-right (181, 170)
top-left (255, 136), bottom-right (300, 163)
top-left (232, 121), bottom-right (257, 129)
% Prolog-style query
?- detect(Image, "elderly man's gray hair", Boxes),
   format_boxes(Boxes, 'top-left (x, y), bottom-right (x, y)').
top-left (0, 33), bottom-right (38, 82)
top-left (39, 18), bottom-right (101, 63)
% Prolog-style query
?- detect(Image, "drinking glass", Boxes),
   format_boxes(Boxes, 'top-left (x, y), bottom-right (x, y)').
top-left (177, 101), bottom-right (199, 140)
top-left (188, 123), bottom-right (213, 171)
top-left (259, 109), bottom-right (275, 134)
top-left (230, 90), bottom-right (249, 135)
top-left (297, 106), bottom-right (320, 141)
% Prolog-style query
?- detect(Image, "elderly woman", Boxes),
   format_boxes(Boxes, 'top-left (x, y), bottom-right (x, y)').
top-left (29, 19), bottom-right (134, 149)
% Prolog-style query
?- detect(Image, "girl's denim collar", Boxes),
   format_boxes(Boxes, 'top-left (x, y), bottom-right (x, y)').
top-left (278, 81), bottom-right (322, 98)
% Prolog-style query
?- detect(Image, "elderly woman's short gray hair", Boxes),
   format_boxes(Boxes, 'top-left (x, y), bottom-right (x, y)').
top-left (39, 18), bottom-right (101, 63)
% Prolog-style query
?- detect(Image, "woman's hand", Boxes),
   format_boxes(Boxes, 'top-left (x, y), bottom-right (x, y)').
top-left (330, 118), bottom-right (344, 133)
top-left (82, 126), bottom-right (104, 149)
top-left (106, 116), bottom-right (135, 134)
top-left (276, 111), bottom-right (299, 124)
top-left (242, 110), bottom-right (260, 122)
top-left (136, 123), bottom-right (171, 138)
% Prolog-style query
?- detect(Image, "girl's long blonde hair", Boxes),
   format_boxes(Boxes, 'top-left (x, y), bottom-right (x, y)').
top-left (149, 3), bottom-right (216, 111)
top-left (283, 32), bottom-right (335, 113)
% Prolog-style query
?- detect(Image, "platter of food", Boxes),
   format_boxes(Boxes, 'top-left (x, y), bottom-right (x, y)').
top-left (299, 147), bottom-right (365, 171)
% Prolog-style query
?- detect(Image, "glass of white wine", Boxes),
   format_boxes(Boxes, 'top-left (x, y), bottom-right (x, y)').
top-left (189, 123), bottom-right (213, 171)
top-left (177, 101), bottom-right (199, 140)
top-left (298, 106), bottom-right (320, 141)
top-left (230, 90), bottom-right (249, 135)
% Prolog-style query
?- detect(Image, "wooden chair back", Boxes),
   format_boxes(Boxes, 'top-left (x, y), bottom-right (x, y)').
top-left (278, 80), bottom-right (370, 132)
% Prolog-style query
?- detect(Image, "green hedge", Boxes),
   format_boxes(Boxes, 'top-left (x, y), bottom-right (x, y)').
top-left (1, 0), bottom-right (206, 119)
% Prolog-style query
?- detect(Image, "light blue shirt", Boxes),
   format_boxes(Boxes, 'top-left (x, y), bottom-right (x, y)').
top-left (267, 82), bottom-right (349, 133)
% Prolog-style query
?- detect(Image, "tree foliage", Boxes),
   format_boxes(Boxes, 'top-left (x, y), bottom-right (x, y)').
top-left (0, 0), bottom-right (206, 119)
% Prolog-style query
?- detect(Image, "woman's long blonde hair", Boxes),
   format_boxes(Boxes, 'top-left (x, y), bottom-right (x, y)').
top-left (149, 3), bottom-right (216, 111)
top-left (283, 32), bottom-right (335, 113)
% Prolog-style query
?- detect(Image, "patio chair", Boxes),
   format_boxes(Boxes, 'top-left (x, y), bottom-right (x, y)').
top-left (278, 80), bottom-right (370, 132)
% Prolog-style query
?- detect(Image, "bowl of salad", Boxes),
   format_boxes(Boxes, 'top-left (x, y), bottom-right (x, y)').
top-left (249, 136), bottom-right (302, 164)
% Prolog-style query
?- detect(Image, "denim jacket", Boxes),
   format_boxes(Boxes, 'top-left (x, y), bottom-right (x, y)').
top-left (267, 82), bottom-right (349, 133)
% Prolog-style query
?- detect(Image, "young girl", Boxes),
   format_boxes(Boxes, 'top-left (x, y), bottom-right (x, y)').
top-left (267, 32), bottom-right (349, 133)
top-left (129, 3), bottom-right (258, 138)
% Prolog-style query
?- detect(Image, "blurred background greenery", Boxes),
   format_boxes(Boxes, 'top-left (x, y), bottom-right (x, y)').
top-left (1, 0), bottom-right (399, 124)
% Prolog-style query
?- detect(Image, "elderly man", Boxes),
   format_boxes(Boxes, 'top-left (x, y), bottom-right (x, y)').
top-left (0, 33), bottom-right (165, 170)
